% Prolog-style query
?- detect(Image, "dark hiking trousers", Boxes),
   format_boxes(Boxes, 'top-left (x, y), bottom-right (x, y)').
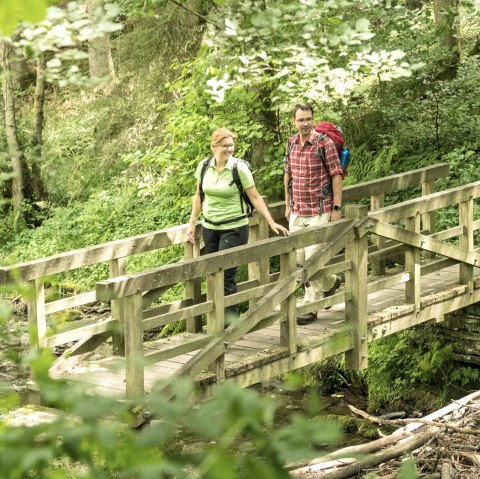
top-left (202, 225), bottom-right (249, 296)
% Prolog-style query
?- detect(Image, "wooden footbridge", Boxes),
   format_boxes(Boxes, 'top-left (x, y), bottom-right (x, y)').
top-left (2, 163), bottom-right (480, 403)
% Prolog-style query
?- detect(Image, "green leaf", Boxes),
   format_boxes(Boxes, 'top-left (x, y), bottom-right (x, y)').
top-left (398, 457), bottom-right (418, 479)
top-left (0, 0), bottom-right (47, 35)
top-left (242, 456), bottom-right (289, 479)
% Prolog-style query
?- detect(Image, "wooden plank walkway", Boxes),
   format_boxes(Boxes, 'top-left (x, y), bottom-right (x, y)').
top-left (53, 263), bottom-right (479, 398)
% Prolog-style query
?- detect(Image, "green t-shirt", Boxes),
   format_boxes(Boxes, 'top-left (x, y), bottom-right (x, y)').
top-left (195, 156), bottom-right (255, 230)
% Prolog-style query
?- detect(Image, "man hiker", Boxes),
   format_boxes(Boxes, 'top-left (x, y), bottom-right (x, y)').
top-left (284, 103), bottom-right (344, 325)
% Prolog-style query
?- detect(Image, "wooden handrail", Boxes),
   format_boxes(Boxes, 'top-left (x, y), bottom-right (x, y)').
top-left (368, 181), bottom-right (480, 222)
top-left (96, 220), bottom-right (354, 300)
top-left (0, 224), bottom-right (190, 283)
top-left (267, 163), bottom-right (450, 220)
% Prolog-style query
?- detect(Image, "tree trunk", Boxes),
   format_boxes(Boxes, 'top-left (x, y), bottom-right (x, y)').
top-left (249, 87), bottom-right (278, 170)
top-left (0, 40), bottom-right (25, 227)
top-left (405, 0), bottom-right (427, 9)
top-left (86, 0), bottom-right (115, 80)
top-left (31, 54), bottom-right (46, 200)
top-left (432, 0), bottom-right (460, 80)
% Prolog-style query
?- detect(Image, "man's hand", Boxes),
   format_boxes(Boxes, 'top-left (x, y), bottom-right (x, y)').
top-left (330, 210), bottom-right (342, 222)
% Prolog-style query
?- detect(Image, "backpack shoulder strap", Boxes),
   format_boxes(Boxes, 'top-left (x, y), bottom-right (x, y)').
top-left (231, 159), bottom-right (245, 213)
top-left (231, 159), bottom-right (254, 216)
top-left (200, 157), bottom-right (212, 181)
top-left (315, 133), bottom-right (332, 182)
top-left (231, 158), bottom-right (249, 185)
top-left (285, 134), bottom-right (298, 161)
top-left (199, 157), bottom-right (212, 203)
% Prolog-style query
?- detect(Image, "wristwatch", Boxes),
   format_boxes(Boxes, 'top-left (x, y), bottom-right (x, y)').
top-left (333, 204), bottom-right (342, 211)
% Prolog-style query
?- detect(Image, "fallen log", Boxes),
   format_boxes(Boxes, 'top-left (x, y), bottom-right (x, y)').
top-left (393, 390), bottom-right (480, 435)
top-left (347, 403), bottom-right (480, 436)
top-left (440, 461), bottom-right (457, 479)
top-left (308, 429), bottom-right (438, 479)
top-left (288, 431), bottom-right (411, 473)
top-left (288, 390), bottom-right (480, 478)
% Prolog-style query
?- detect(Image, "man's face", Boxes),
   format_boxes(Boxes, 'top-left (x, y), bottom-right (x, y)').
top-left (293, 109), bottom-right (314, 136)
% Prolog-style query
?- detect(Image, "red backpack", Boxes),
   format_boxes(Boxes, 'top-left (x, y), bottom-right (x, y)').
top-left (314, 121), bottom-right (345, 156)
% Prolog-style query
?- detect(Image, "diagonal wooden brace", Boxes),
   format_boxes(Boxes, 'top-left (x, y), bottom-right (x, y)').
top-left (370, 221), bottom-right (480, 267)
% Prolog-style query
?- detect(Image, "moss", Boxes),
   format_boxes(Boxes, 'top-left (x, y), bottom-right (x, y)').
top-left (324, 414), bottom-right (393, 441)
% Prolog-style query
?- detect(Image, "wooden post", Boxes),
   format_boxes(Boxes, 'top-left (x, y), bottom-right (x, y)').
top-left (109, 257), bottom-right (126, 356)
top-left (248, 197), bottom-right (270, 308)
top-left (26, 278), bottom-right (47, 350)
top-left (459, 197), bottom-right (474, 291)
top-left (280, 250), bottom-right (297, 355)
top-left (124, 292), bottom-right (144, 400)
top-left (344, 205), bottom-right (368, 370)
top-left (405, 214), bottom-right (421, 309)
top-left (207, 270), bottom-right (225, 380)
top-left (422, 180), bottom-right (436, 260)
top-left (184, 239), bottom-right (202, 333)
top-left (370, 194), bottom-right (385, 276)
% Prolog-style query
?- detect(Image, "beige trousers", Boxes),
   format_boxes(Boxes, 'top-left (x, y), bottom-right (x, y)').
top-left (289, 213), bottom-right (337, 303)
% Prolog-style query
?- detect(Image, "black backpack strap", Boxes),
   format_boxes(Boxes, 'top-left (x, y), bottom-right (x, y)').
top-left (199, 157), bottom-right (212, 204)
top-left (231, 160), bottom-right (244, 214)
top-left (231, 160), bottom-right (254, 217)
top-left (315, 133), bottom-right (332, 182)
top-left (285, 134), bottom-right (297, 163)
top-left (231, 159), bottom-right (254, 217)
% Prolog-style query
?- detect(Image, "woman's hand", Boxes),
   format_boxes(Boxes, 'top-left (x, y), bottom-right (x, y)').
top-left (187, 224), bottom-right (196, 244)
top-left (269, 222), bottom-right (290, 236)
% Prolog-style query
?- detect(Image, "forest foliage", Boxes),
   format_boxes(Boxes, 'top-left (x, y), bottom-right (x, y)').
top-left (1, 0), bottom-right (480, 476)
top-left (1, 0), bottom-right (479, 385)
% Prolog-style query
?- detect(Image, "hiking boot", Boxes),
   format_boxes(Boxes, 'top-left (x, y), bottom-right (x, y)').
top-left (296, 312), bottom-right (317, 325)
top-left (323, 275), bottom-right (341, 310)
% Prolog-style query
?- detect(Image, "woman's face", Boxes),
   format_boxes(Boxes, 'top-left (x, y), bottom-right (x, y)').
top-left (213, 137), bottom-right (235, 160)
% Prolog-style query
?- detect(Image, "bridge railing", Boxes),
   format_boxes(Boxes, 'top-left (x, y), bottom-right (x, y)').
top-left (0, 163), bottom-right (450, 362)
top-left (96, 217), bottom-right (360, 397)
top-left (368, 180), bottom-right (480, 306)
top-left (340, 181), bottom-right (480, 371)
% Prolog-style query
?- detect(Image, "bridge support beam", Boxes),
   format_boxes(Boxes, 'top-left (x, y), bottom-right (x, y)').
top-left (421, 180), bottom-right (436, 260)
top-left (207, 270), bottom-right (225, 380)
top-left (345, 205), bottom-right (368, 370)
top-left (280, 250), bottom-right (297, 355)
top-left (370, 193), bottom-right (385, 276)
top-left (124, 291), bottom-right (144, 399)
top-left (459, 197), bottom-right (474, 291)
top-left (110, 257), bottom-right (126, 355)
top-left (405, 215), bottom-right (421, 309)
top-left (26, 278), bottom-right (47, 350)
top-left (248, 198), bottom-right (270, 306)
top-left (184, 240), bottom-right (203, 333)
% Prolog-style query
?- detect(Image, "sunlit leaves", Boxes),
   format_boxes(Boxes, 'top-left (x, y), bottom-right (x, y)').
top-left (202, 0), bottom-right (417, 105)
top-left (9, 1), bottom-right (122, 87)
top-left (0, 0), bottom-right (47, 35)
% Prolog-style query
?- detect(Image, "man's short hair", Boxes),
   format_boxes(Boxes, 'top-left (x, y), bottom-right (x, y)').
top-left (292, 103), bottom-right (314, 119)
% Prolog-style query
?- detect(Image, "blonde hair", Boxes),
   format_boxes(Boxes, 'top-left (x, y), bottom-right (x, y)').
top-left (211, 128), bottom-right (237, 147)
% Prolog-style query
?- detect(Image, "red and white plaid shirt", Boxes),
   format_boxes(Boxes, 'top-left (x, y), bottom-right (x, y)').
top-left (285, 130), bottom-right (343, 216)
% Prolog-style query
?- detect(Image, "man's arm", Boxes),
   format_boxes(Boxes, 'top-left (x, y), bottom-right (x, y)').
top-left (331, 173), bottom-right (343, 221)
top-left (284, 172), bottom-right (291, 222)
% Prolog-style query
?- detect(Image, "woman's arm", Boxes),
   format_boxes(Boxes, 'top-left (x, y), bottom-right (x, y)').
top-left (187, 182), bottom-right (202, 244)
top-left (245, 185), bottom-right (289, 236)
